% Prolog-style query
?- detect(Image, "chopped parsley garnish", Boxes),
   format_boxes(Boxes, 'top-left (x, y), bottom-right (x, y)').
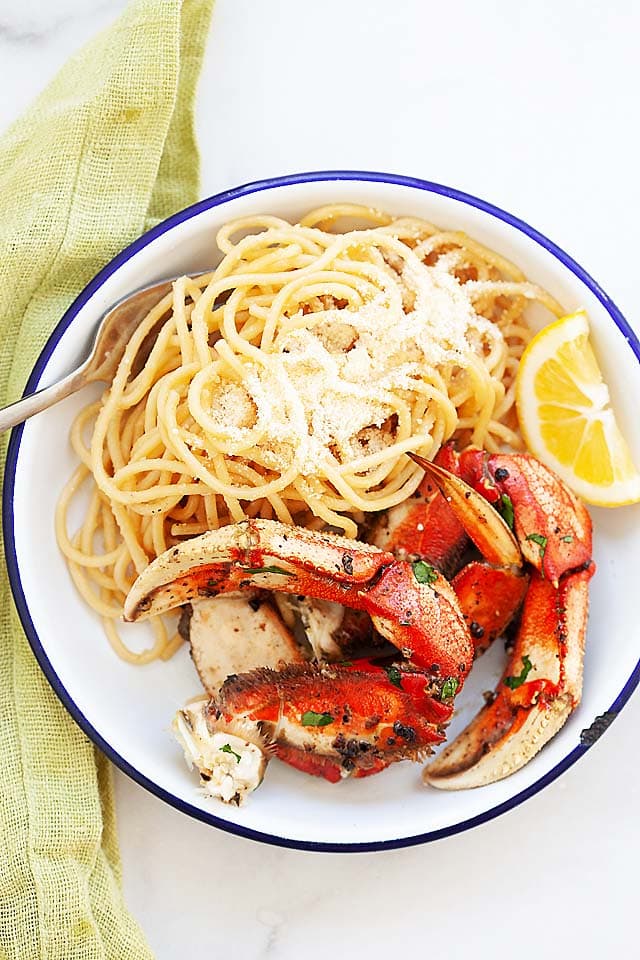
top-left (301, 710), bottom-right (334, 727)
top-left (385, 665), bottom-right (403, 689)
top-left (504, 655), bottom-right (534, 690)
top-left (241, 565), bottom-right (295, 577)
top-left (498, 493), bottom-right (515, 530)
top-left (412, 560), bottom-right (438, 585)
top-left (440, 677), bottom-right (459, 700)
top-left (219, 743), bottom-right (241, 763)
top-left (525, 532), bottom-right (548, 560)
top-left (561, 534), bottom-right (574, 543)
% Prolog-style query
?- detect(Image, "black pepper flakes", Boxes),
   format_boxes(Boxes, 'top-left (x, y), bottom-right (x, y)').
top-left (392, 721), bottom-right (417, 743)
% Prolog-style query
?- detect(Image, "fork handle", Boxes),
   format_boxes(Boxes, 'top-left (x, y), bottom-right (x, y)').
top-left (0, 366), bottom-right (89, 435)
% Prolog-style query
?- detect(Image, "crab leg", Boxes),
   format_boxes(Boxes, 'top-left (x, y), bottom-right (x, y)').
top-left (410, 447), bottom-right (594, 789)
top-left (451, 563), bottom-right (529, 656)
top-left (221, 662), bottom-right (446, 773)
top-left (424, 567), bottom-right (592, 788)
top-left (174, 658), bottom-right (453, 796)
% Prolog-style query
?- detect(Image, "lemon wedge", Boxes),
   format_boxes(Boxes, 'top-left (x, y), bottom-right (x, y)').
top-left (515, 309), bottom-right (640, 506)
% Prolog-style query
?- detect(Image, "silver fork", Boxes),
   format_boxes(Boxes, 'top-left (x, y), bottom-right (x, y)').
top-left (0, 276), bottom-right (190, 434)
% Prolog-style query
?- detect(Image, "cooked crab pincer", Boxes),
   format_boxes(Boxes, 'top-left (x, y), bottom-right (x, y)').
top-left (124, 450), bottom-right (593, 804)
top-left (410, 449), bottom-right (593, 788)
top-left (125, 519), bottom-right (472, 799)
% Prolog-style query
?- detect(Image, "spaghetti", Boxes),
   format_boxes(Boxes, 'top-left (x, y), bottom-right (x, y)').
top-left (56, 204), bottom-right (563, 662)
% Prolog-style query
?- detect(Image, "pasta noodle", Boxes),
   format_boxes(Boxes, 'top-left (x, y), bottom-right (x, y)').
top-left (56, 204), bottom-right (563, 662)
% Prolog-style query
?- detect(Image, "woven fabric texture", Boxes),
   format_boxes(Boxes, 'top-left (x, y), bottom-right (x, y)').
top-left (0, 1), bottom-right (214, 956)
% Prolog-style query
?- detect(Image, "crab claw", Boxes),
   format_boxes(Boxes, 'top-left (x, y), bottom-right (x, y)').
top-left (124, 518), bottom-right (473, 686)
top-left (423, 566), bottom-right (593, 789)
top-left (372, 449), bottom-right (526, 661)
top-left (124, 521), bottom-right (387, 619)
top-left (455, 449), bottom-right (593, 587)
top-left (408, 452), bottom-right (522, 568)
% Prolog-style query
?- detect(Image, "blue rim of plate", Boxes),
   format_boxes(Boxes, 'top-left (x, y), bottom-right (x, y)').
top-left (4, 170), bottom-right (640, 853)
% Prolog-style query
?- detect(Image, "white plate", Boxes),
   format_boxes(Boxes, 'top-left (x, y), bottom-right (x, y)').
top-left (5, 172), bottom-right (640, 851)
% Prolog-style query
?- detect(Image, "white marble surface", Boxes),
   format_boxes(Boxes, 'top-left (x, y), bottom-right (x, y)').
top-left (2, 0), bottom-right (640, 956)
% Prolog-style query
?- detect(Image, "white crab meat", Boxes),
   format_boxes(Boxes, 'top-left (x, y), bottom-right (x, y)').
top-left (173, 697), bottom-right (268, 805)
top-left (274, 595), bottom-right (344, 660)
top-left (188, 595), bottom-right (305, 694)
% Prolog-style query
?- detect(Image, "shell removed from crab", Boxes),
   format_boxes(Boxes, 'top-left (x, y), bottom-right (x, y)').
top-left (423, 567), bottom-right (592, 789)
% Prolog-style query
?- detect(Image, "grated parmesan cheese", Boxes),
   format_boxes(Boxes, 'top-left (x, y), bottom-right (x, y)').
top-left (212, 244), bottom-right (503, 476)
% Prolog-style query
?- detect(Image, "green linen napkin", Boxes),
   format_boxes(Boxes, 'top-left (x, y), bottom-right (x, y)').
top-left (0, 0), bottom-right (214, 956)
